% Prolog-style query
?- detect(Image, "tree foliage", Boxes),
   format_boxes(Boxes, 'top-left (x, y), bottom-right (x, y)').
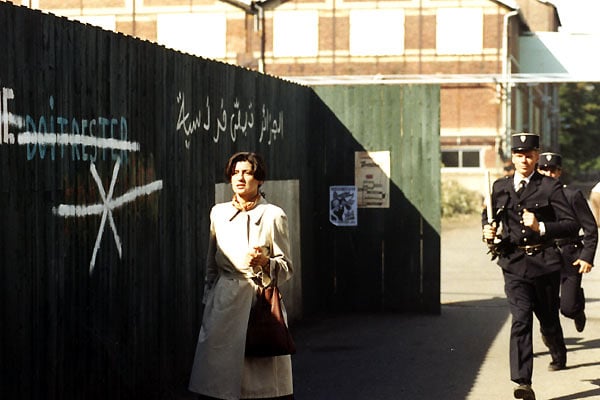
top-left (559, 83), bottom-right (600, 178)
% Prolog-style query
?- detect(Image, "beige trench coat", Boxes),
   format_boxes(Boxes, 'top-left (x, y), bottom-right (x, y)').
top-left (189, 197), bottom-right (293, 400)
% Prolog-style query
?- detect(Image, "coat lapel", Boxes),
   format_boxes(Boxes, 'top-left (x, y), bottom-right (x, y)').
top-left (247, 198), bottom-right (267, 226)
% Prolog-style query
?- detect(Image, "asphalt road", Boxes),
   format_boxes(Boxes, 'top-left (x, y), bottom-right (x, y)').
top-left (291, 214), bottom-right (600, 400)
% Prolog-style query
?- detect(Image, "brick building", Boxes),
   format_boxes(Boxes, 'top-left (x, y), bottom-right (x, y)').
top-left (7, 0), bottom-right (562, 194)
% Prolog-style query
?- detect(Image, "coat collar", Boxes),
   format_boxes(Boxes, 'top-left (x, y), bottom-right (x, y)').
top-left (226, 196), bottom-right (268, 224)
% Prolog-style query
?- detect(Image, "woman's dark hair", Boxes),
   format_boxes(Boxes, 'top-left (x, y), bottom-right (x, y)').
top-left (224, 152), bottom-right (267, 182)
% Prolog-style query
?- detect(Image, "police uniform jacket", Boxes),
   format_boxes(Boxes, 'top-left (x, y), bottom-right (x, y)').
top-left (558, 184), bottom-right (598, 272)
top-left (484, 171), bottom-right (579, 278)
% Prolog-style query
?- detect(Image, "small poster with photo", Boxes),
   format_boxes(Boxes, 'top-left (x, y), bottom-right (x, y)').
top-left (329, 186), bottom-right (358, 226)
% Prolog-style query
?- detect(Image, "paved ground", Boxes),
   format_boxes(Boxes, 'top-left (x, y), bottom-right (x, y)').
top-left (291, 214), bottom-right (600, 399)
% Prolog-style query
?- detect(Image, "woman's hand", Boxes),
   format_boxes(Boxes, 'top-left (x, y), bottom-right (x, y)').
top-left (247, 246), bottom-right (270, 273)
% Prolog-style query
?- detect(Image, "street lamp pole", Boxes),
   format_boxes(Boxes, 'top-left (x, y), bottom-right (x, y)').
top-left (219, 0), bottom-right (287, 73)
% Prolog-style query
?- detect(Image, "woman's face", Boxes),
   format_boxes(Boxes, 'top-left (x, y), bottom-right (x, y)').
top-left (231, 160), bottom-right (263, 201)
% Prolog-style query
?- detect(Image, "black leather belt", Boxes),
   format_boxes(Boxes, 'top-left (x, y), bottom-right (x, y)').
top-left (517, 242), bottom-right (555, 256)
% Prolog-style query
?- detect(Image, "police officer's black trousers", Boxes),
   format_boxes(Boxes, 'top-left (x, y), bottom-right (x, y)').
top-left (503, 270), bottom-right (563, 384)
top-left (560, 272), bottom-right (584, 318)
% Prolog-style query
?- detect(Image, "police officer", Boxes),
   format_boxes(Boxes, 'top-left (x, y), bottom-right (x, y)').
top-left (482, 133), bottom-right (579, 400)
top-left (538, 152), bottom-right (597, 332)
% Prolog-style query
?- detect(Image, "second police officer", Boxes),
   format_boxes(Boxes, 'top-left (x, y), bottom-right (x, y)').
top-left (537, 152), bottom-right (597, 333)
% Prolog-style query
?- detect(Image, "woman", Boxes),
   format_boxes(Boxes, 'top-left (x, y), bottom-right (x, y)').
top-left (189, 152), bottom-right (294, 400)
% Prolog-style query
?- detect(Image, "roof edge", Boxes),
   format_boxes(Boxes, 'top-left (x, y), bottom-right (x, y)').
top-left (490, 0), bottom-right (519, 10)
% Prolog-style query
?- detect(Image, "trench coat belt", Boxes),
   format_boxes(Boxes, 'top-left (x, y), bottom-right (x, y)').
top-left (220, 269), bottom-right (255, 282)
top-left (517, 242), bottom-right (555, 256)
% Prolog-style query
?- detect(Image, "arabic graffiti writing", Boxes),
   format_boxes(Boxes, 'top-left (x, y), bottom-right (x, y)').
top-left (175, 91), bottom-right (284, 148)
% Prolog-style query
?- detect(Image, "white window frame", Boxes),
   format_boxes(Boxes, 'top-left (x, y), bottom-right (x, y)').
top-left (441, 148), bottom-right (483, 169)
top-left (157, 13), bottom-right (227, 59)
top-left (349, 9), bottom-right (405, 56)
top-left (273, 10), bottom-right (319, 57)
top-left (436, 8), bottom-right (483, 55)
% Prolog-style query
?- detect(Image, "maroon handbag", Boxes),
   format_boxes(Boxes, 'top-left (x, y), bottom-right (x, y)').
top-left (245, 285), bottom-right (296, 357)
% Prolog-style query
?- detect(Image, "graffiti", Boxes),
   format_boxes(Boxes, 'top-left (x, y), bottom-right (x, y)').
top-left (53, 158), bottom-right (163, 273)
top-left (0, 86), bottom-right (163, 272)
top-left (215, 98), bottom-right (227, 144)
top-left (1, 87), bottom-right (16, 144)
top-left (259, 104), bottom-right (283, 145)
top-left (230, 98), bottom-right (254, 142)
top-left (175, 91), bottom-right (283, 147)
top-left (176, 93), bottom-right (211, 148)
top-left (20, 96), bottom-right (135, 162)
top-left (1, 90), bottom-right (139, 161)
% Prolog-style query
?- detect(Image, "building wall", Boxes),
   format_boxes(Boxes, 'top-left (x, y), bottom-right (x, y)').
top-left (19, 0), bottom-right (560, 194)
top-left (515, 0), bottom-right (560, 32)
top-left (26, 0), bottom-right (511, 73)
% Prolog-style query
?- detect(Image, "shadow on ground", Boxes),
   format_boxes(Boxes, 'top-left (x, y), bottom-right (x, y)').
top-left (292, 297), bottom-right (508, 400)
top-left (549, 379), bottom-right (600, 400)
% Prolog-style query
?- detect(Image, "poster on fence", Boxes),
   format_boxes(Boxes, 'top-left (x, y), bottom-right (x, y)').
top-left (355, 151), bottom-right (390, 208)
top-left (329, 185), bottom-right (357, 226)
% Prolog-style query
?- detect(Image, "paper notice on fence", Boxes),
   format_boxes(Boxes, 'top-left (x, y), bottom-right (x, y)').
top-left (355, 151), bottom-right (390, 208)
top-left (329, 186), bottom-right (358, 226)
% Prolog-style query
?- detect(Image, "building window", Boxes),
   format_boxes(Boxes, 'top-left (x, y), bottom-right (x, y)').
top-left (157, 13), bottom-right (226, 59)
top-left (436, 8), bottom-right (483, 55)
top-left (349, 9), bottom-right (405, 56)
top-left (273, 10), bottom-right (319, 57)
top-left (442, 149), bottom-right (481, 168)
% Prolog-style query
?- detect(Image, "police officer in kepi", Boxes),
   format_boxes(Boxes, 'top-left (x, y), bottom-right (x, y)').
top-left (482, 133), bottom-right (579, 400)
top-left (538, 152), bottom-right (597, 333)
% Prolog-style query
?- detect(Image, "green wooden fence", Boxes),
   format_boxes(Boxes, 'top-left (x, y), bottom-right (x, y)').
top-left (0, 3), bottom-right (440, 398)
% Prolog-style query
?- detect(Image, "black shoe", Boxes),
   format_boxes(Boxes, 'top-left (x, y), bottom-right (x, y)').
top-left (575, 311), bottom-right (586, 332)
top-left (514, 384), bottom-right (536, 400)
top-left (548, 359), bottom-right (566, 371)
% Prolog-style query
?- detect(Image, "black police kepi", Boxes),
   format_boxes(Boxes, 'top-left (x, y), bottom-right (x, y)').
top-left (539, 152), bottom-right (562, 170)
top-left (511, 133), bottom-right (539, 151)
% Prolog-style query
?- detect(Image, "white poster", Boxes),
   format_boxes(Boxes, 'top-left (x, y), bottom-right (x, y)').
top-left (355, 151), bottom-right (390, 208)
top-left (329, 186), bottom-right (358, 226)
